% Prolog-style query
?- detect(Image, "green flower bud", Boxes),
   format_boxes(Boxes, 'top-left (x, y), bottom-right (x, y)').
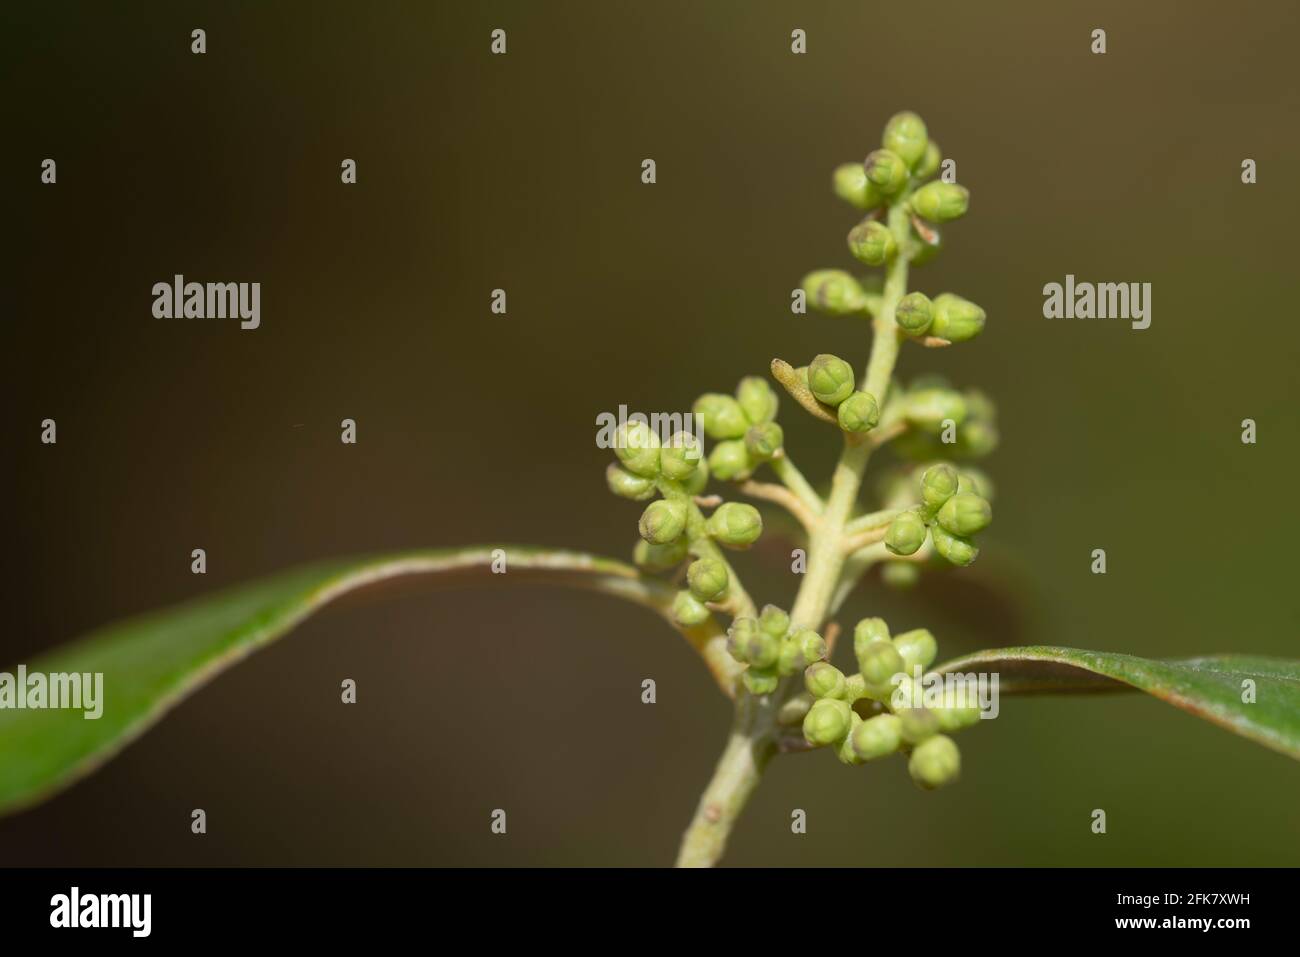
top-left (638, 499), bottom-right (687, 544)
top-left (850, 713), bottom-right (903, 761)
top-left (692, 393), bottom-right (749, 440)
top-left (837, 391), bottom-right (880, 433)
top-left (802, 269), bottom-right (868, 316)
top-left (964, 389), bottom-right (996, 422)
top-left (857, 640), bottom-right (906, 698)
top-left (707, 439), bottom-right (753, 481)
top-left (853, 617), bottom-right (891, 660)
top-left (832, 163), bottom-right (882, 210)
top-left (920, 463), bottom-right (960, 511)
top-left (864, 148), bottom-right (908, 195)
top-left (736, 375), bottom-right (779, 424)
top-left (742, 666), bottom-right (779, 696)
top-left (795, 628), bottom-right (828, 665)
top-left (930, 293), bottom-right (985, 342)
top-left (606, 463), bottom-right (657, 501)
top-left (898, 707), bottom-right (941, 746)
top-left (911, 181), bottom-right (969, 223)
top-left (805, 661), bottom-right (847, 699)
top-left (885, 509), bottom-right (928, 556)
top-left (672, 590), bottom-right (710, 627)
top-left (848, 220), bottom-right (897, 267)
top-left (936, 492), bottom-right (992, 536)
top-left (934, 683), bottom-right (982, 732)
top-left (807, 353), bottom-right (856, 406)
top-left (837, 713), bottom-right (867, 765)
top-left (882, 111), bottom-right (929, 168)
top-left (686, 558), bottom-right (729, 602)
top-left (842, 672), bottom-right (868, 701)
top-left (658, 432), bottom-right (702, 481)
top-left (930, 523), bottom-right (979, 566)
top-left (744, 422), bottom-right (784, 462)
top-left (633, 538), bottom-right (689, 571)
top-left (905, 388), bottom-right (969, 433)
top-left (726, 617), bottom-right (759, 663)
top-left (614, 420), bottom-right (660, 478)
top-left (957, 467), bottom-right (994, 502)
top-left (759, 604), bottom-right (790, 638)
top-left (893, 628), bottom-right (938, 672)
top-left (682, 457), bottom-right (710, 495)
top-left (881, 561), bottom-right (920, 589)
top-left (914, 140), bottom-right (941, 179)
top-left (803, 697), bottom-right (852, 747)
top-left (895, 291), bottom-right (934, 336)
top-left (707, 502), bottom-right (763, 549)
top-left (908, 734), bottom-right (961, 790)
top-left (776, 637), bottom-right (805, 676)
top-left (958, 419), bottom-right (999, 457)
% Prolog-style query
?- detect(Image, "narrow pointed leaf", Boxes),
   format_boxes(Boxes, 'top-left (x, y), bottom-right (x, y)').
top-left (936, 646), bottom-right (1300, 760)
top-left (0, 547), bottom-right (737, 818)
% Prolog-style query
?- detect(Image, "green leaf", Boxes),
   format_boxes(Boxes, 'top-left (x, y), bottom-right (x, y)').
top-left (0, 547), bottom-right (736, 818)
top-left (936, 647), bottom-right (1300, 760)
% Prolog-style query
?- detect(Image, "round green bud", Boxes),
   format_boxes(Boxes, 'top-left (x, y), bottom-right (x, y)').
top-left (707, 439), bottom-right (753, 482)
top-left (850, 713), bottom-right (903, 761)
top-left (842, 673), bottom-right (868, 702)
top-left (606, 463), bottom-right (657, 501)
top-left (614, 420), bottom-right (661, 478)
top-left (742, 666), bottom-right (779, 696)
top-left (930, 293), bottom-right (985, 342)
top-left (759, 604), bottom-right (790, 638)
top-left (706, 502), bottom-right (763, 549)
top-left (807, 353), bottom-right (856, 406)
top-left (956, 468), bottom-right (992, 500)
top-left (885, 510), bottom-right (928, 556)
top-left (958, 419), bottom-right (999, 457)
top-left (738, 624), bottom-right (780, 670)
top-left (744, 422), bottom-right (784, 461)
top-left (837, 391), bottom-right (880, 433)
top-left (736, 375), bottom-right (779, 424)
top-left (832, 163), bottom-right (882, 209)
top-left (847, 220), bottom-right (896, 267)
top-left (692, 393), bottom-right (749, 440)
top-left (914, 140), bottom-right (941, 179)
top-left (881, 561), bottom-right (920, 589)
top-left (908, 734), bottom-right (961, 790)
top-left (937, 492), bottom-right (992, 536)
top-left (686, 558), bottom-right (729, 603)
top-left (682, 456), bottom-right (709, 495)
top-left (638, 499), bottom-right (687, 545)
top-left (911, 181), bottom-right (969, 223)
top-left (930, 523), bottom-right (979, 566)
top-left (905, 388), bottom-right (969, 433)
top-left (837, 714), bottom-right (867, 765)
top-left (802, 698), bottom-right (853, 747)
top-left (857, 640), bottom-right (906, 697)
top-left (863, 148), bottom-right (908, 195)
top-left (934, 684), bottom-right (982, 731)
top-left (920, 464), bottom-right (960, 511)
top-left (805, 661), bottom-right (847, 699)
top-left (853, 617), bottom-right (891, 660)
top-left (895, 291), bottom-right (934, 336)
top-left (658, 432), bottom-right (702, 481)
top-left (795, 629), bottom-right (828, 665)
top-left (633, 538), bottom-right (689, 571)
top-left (726, 617), bottom-right (759, 663)
top-left (964, 389), bottom-right (996, 422)
top-left (897, 707), bottom-right (941, 746)
top-left (802, 269), bottom-right (868, 316)
top-left (672, 589), bottom-right (711, 627)
top-left (893, 628), bottom-right (938, 672)
top-left (882, 111), bottom-right (929, 168)
top-left (776, 637), bottom-right (804, 676)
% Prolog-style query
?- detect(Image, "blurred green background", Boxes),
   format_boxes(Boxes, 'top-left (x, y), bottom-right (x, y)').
top-left (5, 0), bottom-right (1298, 865)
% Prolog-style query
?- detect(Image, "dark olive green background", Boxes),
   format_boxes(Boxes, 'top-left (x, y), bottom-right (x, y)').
top-left (5, 0), bottom-right (1298, 865)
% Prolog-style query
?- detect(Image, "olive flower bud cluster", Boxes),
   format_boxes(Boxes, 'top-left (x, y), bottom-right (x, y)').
top-left (725, 605), bottom-right (829, 696)
top-left (800, 617), bottom-right (980, 789)
top-left (693, 376), bottom-right (783, 482)
top-left (894, 377), bottom-right (999, 461)
top-left (882, 463), bottom-right (992, 567)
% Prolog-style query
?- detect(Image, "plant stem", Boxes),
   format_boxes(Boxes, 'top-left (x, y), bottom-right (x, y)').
top-left (675, 196), bottom-right (914, 867)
